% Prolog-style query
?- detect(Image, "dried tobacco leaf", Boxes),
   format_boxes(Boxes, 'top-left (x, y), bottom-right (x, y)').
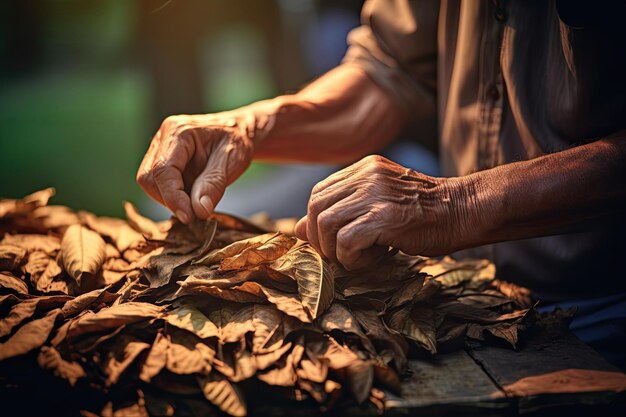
top-left (0, 244), bottom-right (27, 271)
top-left (272, 245), bottom-right (335, 320)
top-left (38, 345), bottom-right (86, 385)
top-left (60, 224), bottom-right (107, 286)
top-left (0, 187), bottom-right (55, 218)
top-left (0, 271), bottom-right (29, 294)
top-left (198, 373), bottom-right (247, 417)
top-left (0, 189), bottom-right (536, 416)
top-left (0, 308), bottom-right (61, 360)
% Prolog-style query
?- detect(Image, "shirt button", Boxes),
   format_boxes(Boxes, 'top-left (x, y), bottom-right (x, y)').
top-left (494, 8), bottom-right (507, 22)
top-left (487, 85), bottom-right (500, 101)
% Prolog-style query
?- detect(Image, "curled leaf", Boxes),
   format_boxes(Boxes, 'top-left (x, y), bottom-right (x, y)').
top-left (60, 224), bottom-right (106, 286)
top-left (272, 245), bottom-right (335, 320)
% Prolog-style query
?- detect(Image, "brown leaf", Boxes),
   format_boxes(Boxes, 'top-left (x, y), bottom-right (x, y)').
top-left (60, 224), bottom-right (107, 286)
top-left (385, 306), bottom-right (438, 354)
top-left (194, 232), bottom-right (278, 266)
top-left (61, 287), bottom-right (116, 318)
top-left (198, 373), bottom-right (247, 417)
top-left (124, 201), bottom-right (165, 240)
top-left (208, 305), bottom-right (256, 343)
top-left (345, 360), bottom-right (374, 404)
top-left (35, 257), bottom-right (63, 292)
top-left (318, 303), bottom-right (376, 354)
top-left (24, 250), bottom-right (51, 286)
top-left (2, 234), bottom-right (61, 256)
top-left (165, 328), bottom-right (215, 376)
top-left (236, 281), bottom-right (310, 323)
top-left (66, 302), bottom-right (162, 340)
top-left (139, 332), bottom-right (169, 382)
top-left (257, 343), bottom-right (305, 387)
top-left (0, 308), bottom-right (61, 360)
top-left (104, 334), bottom-right (151, 386)
top-left (38, 345), bottom-right (85, 385)
top-left (82, 212), bottom-right (145, 253)
top-left (272, 245), bottom-right (335, 320)
top-left (0, 187), bottom-right (55, 218)
top-left (387, 273), bottom-right (426, 308)
top-left (0, 298), bottom-right (38, 337)
top-left (220, 233), bottom-right (296, 271)
top-left (162, 303), bottom-right (219, 339)
top-left (0, 244), bottom-right (27, 271)
top-left (0, 271), bottom-right (29, 294)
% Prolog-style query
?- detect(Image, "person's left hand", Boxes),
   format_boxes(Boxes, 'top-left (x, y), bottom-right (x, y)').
top-left (294, 155), bottom-right (468, 270)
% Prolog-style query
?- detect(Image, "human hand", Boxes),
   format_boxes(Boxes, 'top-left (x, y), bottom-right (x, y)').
top-left (136, 112), bottom-right (259, 223)
top-left (294, 155), bottom-right (467, 270)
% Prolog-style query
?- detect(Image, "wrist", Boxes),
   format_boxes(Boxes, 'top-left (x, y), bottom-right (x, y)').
top-left (439, 173), bottom-right (505, 251)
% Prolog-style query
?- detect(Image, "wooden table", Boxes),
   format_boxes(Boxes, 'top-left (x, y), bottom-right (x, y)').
top-left (377, 317), bottom-right (626, 416)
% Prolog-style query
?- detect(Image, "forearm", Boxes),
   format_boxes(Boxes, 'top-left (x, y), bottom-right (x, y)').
top-left (448, 134), bottom-right (626, 250)
top-left (237, 64), bottom-right (407, 164)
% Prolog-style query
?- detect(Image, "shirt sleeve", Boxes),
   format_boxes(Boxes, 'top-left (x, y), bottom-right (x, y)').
top-left (342, 0), bottom-right (440, 125)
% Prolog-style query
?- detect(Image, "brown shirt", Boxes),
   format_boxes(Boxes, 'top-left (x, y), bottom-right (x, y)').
top-left (343, 0), bottom-right (626, 301)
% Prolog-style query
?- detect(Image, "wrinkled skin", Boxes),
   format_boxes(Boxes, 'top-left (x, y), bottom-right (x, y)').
top-left (294, 155), bottom-right (459, 270)
top-left (136, 113), bottom-right (257, 223)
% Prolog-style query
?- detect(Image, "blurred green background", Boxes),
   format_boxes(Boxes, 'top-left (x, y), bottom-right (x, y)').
top-left (0, 0), bottom-right (362, 218)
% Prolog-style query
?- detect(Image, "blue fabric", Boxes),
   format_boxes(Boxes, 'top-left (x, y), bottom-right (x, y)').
top-left (538, 293), bottom-right (626, 371)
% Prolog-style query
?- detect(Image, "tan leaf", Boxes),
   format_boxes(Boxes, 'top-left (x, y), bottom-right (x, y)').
top-left (124, 201), bottom-right (165, 240)
top-left (318, 303), bottom-right (376, 354)
top-left (257, 343), bottom-right (304, 387)
top-left (0, 299), bottom-right (38, 337)
top-left (0, 244), bottom-right (27, 271)
top-left (208, 305), bottom-right (255, 343)
top-left (0, 308), bottom-right (61, 360)
top-left (220, 233), bottom-right (296, 271)
top-left (60, 224), bottom-right (107, 286)
top-left (36, 257), bottom-right (63, 292)
top-left (1, 234), bottom-right (61, 256)
top-left (0, 271), bottom-right (28, 294)
top-left (235, 280), bottom-right (310, 323)
top-left (162, 303), bottom-right (219, 339)
top-left (272, 245), bottom-right (335, 319)
top-left (139, 332), bottom-right (169, 382)
top-left (82, 212), bottom-right (145, 253)
top-left (66, 302), bottom-right (162, 340)
top-left (104, 335), bottom-right (151, 386)
top-left (38, 345), bottom-right (85, 385)
top-left (165, 328), bottom-right (215, 376)
top-left (198, 373), bottom-right (247, 417)
top-left (297, 358), bottom-right (328, 384)
top-left (0, 187), bottom-right (55, 218)
top-left (194, 232), bottom-right (278, 266)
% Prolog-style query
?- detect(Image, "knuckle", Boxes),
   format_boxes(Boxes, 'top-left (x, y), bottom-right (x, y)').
top-left (136, 170), bottom-right (151, 186)
top-left (317, 211), bottom-right (335, 231)
top-left (311, 181), bottom-right (325, 195)
top-left (336, 227), bottom-right (353, 249)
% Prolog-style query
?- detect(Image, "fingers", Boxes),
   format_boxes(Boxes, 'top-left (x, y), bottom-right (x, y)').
top-left (305, 172), bottom-right (360, 256)
top-left (295, 216), bottom-right (307, 240)
top-left (336, 214), bottom-right (385, 270)
top-left (190, 142), bottom-right (229, 219)
top-left (316, 195), bottom-right (369, 263)
top-left (136, 131), bottom-right (165, 206)
top-left (137, 129), bottom-right (195, 223)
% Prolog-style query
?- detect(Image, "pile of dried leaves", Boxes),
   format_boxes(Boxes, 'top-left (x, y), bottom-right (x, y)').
top-left (0, 189), bottom-right (533, 416)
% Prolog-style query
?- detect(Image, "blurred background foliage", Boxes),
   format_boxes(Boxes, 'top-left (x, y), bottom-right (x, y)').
top-left (0, 0), bottom-right (363, 218)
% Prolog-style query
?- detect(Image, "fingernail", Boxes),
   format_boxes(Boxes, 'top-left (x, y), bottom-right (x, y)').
top-left (200, 196), bottom-right (214, 215)
top-left (175, 210), bottom-right (189, 224)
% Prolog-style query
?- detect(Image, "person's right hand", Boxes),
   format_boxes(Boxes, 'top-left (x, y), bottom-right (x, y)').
top-left (136, 113), bottom-right (256, 223)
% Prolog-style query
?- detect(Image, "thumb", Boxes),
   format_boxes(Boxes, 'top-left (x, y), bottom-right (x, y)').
top-left (190, 152), bottom-right (228, 219)
top-left (295, 216), bottom-right (308, 241)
